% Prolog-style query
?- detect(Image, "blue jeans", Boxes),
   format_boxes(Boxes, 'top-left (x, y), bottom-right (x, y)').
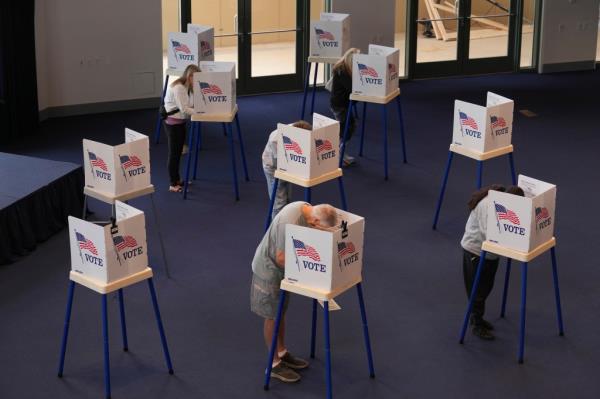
top-left (264, 169), bottom-right (292, 218)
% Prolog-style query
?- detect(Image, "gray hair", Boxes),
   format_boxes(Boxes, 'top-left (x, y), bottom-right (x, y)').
top-left (312, 204), bottom-right (338, 228)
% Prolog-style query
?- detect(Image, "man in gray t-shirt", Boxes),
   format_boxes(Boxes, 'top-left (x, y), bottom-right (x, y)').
top-left (251, 201), bottom-right (338, 383)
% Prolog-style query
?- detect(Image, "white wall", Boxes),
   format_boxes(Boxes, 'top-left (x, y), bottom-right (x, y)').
top-left (539, 0), bottom-right (599, 72)
top-left (35, 0), bottom-right (162, 112)
top-left (332, 0), bottom-right (396, 53)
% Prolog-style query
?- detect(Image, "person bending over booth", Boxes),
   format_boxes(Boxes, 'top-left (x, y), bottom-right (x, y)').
top-left (461, 184), bottom-right (525, 340)
top-left (262, 121), bottom-right (312, 219)
top-left (251, 201), bottom-right (338, 383)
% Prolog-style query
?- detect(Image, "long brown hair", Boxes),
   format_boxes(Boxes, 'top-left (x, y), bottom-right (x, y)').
top-left (468, 184), bottom-right (506, 210)
top-left (332, 47), bottom-right (359, 75)
top-left (171, 64), bottom-right (201, 91)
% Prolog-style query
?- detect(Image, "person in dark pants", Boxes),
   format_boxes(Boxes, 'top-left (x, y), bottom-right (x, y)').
top-left (461, 184), bottom-right (524, 339)
top-left (330, 47), bottom-right (359, 167)
top-left (162, 64), bottom-right (200, 192)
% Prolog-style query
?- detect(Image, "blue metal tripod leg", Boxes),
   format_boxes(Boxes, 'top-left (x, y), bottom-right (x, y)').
top-left (500, 259), bottom-right (512, 318)
top-left (101, 294), bottom-right (111, 399)
top-left (476, 160), bottom-right (483, 189)
top-left (359, 102), bottom-right (367, 156)
top-left (225, 122), bottom-right (240, 201)
top-left (147, 278), bottom-right (174, 374)
top-left (304, 187), bottom-right (312, 203)
top-left (154, 75), bottom-right (169, 144)
top-left (459, 250), bottom-right (487, 343)
top-left (509, 152), bottom-right (517, 185)
top-left (300, 62), bottom-right (311, 120)
top-left (264, 290), bottom-right (286, 390)
top-left (432, 151), bottom-right (454, 229)
top-left (310, 298), bottom-right (317, 358)
top-left (310, 63), bottom-right (319, 117)
top-left (357, 283), bottom-right (375, 378)
top-left (193, 122), bottom-right (201, 180)
top-left (339, 101), bottom-right (354, 167)
top-left (396, 95), bottom-right (407, 164)
top-left (337, 176), bottom-right (348, 211)
top-left (382, 104), bottom-right (389, 180)
top-left (550, 248), bottom-right (565, 336)
top-left (518, 262), bottom-right (528, 364)
top-left (183, 122), bottom-right (197, 199)
top-left (324, 300), bottom-right (333, 399)
top-left (57, 281), bottom-right (75, 378)
top-left (264, 178), bottom-right (279, 232)
top-left (235, 114), bottom-right (250, 181)
top-left (118, 289), bottom-right (129, 351)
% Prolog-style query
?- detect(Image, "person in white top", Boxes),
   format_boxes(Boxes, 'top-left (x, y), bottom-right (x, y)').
top-left (163, 64), bottom-right (200, 192)
top-left (262, 121), bottom-right (312, 218)
top-left (460, 184), bottom-right (524, 340)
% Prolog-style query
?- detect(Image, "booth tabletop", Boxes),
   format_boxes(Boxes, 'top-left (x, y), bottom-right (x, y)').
top-left (83, 185), bottom-right (155, 204)
top-left (280, 277), bottom-right (362, 301)
top-left (69, 267), bottom-right (154, 294)
top-left (307, 56), bottom-right (340, 64)
top-left (191, 105), bottom-right (238, 123)
top-left (350, 88), bottom-right (400, 105)
top-left (482, 237), bottom-right (556, 262)
top-left (274, 168), bottom-right (342, 188)
top-left (165, 68), bottom-right (184, 77)
top-left (449, 143), bottom-right (513, 161)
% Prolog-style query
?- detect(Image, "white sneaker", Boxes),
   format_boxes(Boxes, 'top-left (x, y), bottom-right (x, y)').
top-left (182, 144), bottom-right (189, 155)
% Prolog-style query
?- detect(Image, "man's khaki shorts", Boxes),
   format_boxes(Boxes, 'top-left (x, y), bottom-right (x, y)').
top-left (250, 273), bottom-right (289, 319)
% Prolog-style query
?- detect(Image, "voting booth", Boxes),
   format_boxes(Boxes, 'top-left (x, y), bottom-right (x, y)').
top-left (187, 24), bottom-right (215, 61)
top-left (83, 129), bottom-right (151, 197)
top-left (352, 44), bottom-right (400, 98)
top-left (453, 92), bottom-right (514, 153)
top-left (284, 208), bottom-right (364, 293)
top-left (487, 175), bottom-right (556, 253)
top-left (276, 113), bottom-right (339, 180)
top-left (310, 13), bottom-right (350, 58)
top-left (68, 201), bottom-right (148, 284)
top-left (168, 32), bottom-right (199, 71)
top-left (192, 61), bottom-right (236, 114)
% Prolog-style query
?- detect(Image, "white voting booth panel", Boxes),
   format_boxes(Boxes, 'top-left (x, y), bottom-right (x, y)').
top-left (168, 32), bottom-right (199, 71)
top-left (453, 92), bottom-right (514, 153)
top-left (276, 113), bottom-right (340, 180)
top-left (487, 175), bottom-right (556, 253)
top-left (193, 62), bottom-right (236, 114)
top-left (352, 45), bottom-right (400, 98)
top-left (68, 201), bottom-right (148, 284)
top-left (187, 24), bottom-right (215, 61)
top-left (284, 209), bottom-right (365, 293)
top-left (83, 129), bottom-right (151, 196)
top-left (309, 13), bottom-right (350, 58)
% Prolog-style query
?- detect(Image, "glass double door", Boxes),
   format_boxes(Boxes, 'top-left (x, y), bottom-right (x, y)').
top-left (410, 0), bottom-right (518, 78)
top-left (185, 0), bottom-right (307, 94)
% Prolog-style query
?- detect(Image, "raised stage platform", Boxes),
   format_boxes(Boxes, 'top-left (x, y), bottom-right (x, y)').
top-left (0, 152), bottom-right (83, 264)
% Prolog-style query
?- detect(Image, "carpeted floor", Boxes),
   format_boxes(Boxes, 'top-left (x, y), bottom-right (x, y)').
top-left (1, 69), bottom-right (600, 399)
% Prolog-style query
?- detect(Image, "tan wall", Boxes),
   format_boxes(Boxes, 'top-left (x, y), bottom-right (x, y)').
top-left (162, 0), bottom-right (180, 49)
top-left (395, 0), bottom-right (407, 33)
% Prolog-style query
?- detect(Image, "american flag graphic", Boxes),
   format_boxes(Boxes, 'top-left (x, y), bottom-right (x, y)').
top-left (76, 232), bottom-right (98, 255)
top-left (490, 116), bottom-right (507, 128)
top-left (199, 82), bottom-right (223, 95)
top-left (358, 63), bottom-right (378, 78)
top-left (495, 203), bottom-right (521, 225)
top-left (459, 112), bottom-right (479, 130)
top-left (315, 138), bottom-right (333, 154)
top-left (337, 241), bottom-right (356, 257)
top-left (119, 155), bottom-right (142, 169)
top-left (200, 40), bottom-right (212, 54)
top-left (89, 152), bottom-right (108, 171)
top-left (535, 207), bottom-right (550, 222)
top-left (293, 239), bottom-right (321, 261)
top-left (171, 40), bottom-right (191, 54)
top-left (283, 136), bottom-right (303, 154)
top-left (113, 235), bottom-right (138, 251)
top-left (315, 28), bottom-right (335, 41)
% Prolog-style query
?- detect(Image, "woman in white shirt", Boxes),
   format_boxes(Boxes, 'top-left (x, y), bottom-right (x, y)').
top-left (163, 64), bottom-right (200, 192)
top-left (461, 184), bottom-right (524, 340)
